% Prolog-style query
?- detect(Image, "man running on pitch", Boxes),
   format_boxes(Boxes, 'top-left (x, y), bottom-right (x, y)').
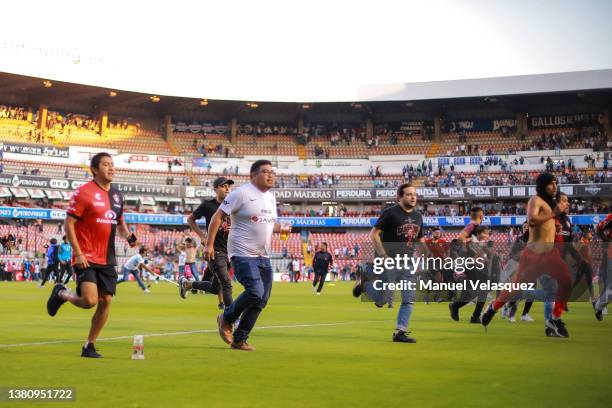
top-left (481, 173), bottom-right (572, 337)
top-left (206, 161), bottom-right (290, 351)
top-left (117, 246), bottom-right (155, 293)
top-left (46, 152), bottom-right (137, 357)
top-left (353, 183), bottom-right (424, 343)
top-left (180, 177), bottom-right (234, 309)
top-left (312, 242), bottom-right (333, 295)
top-left (595, 212), bottom-right (612, 321)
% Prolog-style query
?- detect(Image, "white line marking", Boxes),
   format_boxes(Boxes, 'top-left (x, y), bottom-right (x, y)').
top-left (0, 320), bottom-right (382, 348)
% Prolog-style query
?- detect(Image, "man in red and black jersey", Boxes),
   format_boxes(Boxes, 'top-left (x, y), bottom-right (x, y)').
top-left (458, 207), bottom-right (484, 243)
top-left (46, 152), bottom-right (137, 358)
top-left (595, 213), bottom-right (612, 320)
top-left (424, 227), bottom-right (450, 302)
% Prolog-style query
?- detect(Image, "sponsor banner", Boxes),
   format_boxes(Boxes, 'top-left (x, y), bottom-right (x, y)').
top-left (528, 113), bottom-right (602, 129)
top-left (171, 121), bottom-right (229, 134)
top-left (0, 142), bottom-right (69, 158)
top-left (376, 121), bottom-right (431, 133)
top-left (0, 174), bottom-right (52, 188)
top-left (185, 186), bottom-right (216, 199)
top-left (273, 189), bottom-right (335, 201)
top-left (448, 118), bottom-right (517, 132)
top-left (0, 172), bottom-right (610, 201)
top-left (0, 207), bottom-right (605, 226)
top-left (113, 183), bottom-right (181, 196)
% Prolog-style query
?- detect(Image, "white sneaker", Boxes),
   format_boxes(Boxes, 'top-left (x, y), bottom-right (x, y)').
top-left (501, 306), bottom-right (508, 319)
top-left (603, 306), bottom-right (608, 315)
top-left (144, 289), bottom-right (151, 293)
top-left (521, 314), bottom-right (535, 322)
top-left (316, 292), bottom-right (321, 296)
top-left (508, 316), bottom-right (516, 323)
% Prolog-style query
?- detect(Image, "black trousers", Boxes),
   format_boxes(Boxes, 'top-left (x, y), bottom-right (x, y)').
top-left (192, 251), bottom-right (233, 306)
top-left (312, 271), bottom-right (327, 292)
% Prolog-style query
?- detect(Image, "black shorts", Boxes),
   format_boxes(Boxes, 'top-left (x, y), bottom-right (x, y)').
top-left (75, 265), bottom-right (118, 296)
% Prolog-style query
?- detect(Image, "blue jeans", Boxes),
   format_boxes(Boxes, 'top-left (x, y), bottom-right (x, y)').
top-left (365, 268), bottom-right (416, 332)
top-left (223, 256), bottom-right (273, 342)
top-left (118, 266), bottom-right (146, 291)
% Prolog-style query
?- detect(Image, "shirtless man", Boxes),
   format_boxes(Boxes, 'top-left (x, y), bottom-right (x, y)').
top-left (481, 173), bottom-right (572, 338)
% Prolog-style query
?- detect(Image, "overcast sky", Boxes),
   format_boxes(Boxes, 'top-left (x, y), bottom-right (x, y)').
top-left (1, 0), bottom-right (611, 101)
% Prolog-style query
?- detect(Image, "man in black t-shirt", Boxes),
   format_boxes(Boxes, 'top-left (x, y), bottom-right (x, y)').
top-left (312, 242), bottom-right (333, 294)
top-left (180, 177), bottom-right (234, 308)
top-left (353, 183), bottom-right (424, 343)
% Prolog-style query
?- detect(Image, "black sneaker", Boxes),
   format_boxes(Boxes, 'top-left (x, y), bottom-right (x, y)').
top-left (178, 277), bottom-right (188, 299)
top-left (545, 327), bottom-right (561, 337)
top-left (218, 303), bottom-right (225, 310)
top-left (190, 289), bottom-right (198, 295)
top-left (469, 315), bottom-right (481, 324)
top-left (449, 303), bottom-right (459, 321)
top-left (481, 304), bottom-right (497, 327)
top-left (81, 343), bottom-right (102, 358)
top-left (47, 284), bottom-right (67, 317)
top-left (595, 306), bottom-right (604, 321)
top-left (392, 331), bottom-right (416, 343)
top-left (545, 318), bottom-right (569, 338)
top-left (352, 272), bottom-right (367, 298)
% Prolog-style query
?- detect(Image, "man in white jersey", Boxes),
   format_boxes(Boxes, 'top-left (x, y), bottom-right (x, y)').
top-left (117, 247), bottom-right (154, 293)
top-left (204, 160), bottom-right (290, 351)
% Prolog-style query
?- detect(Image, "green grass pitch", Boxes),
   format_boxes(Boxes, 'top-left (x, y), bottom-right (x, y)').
top-left (1, 281), bottom-right (611, 408)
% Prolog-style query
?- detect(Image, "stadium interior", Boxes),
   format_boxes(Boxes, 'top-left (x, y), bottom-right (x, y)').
top-left (0, 71), bottom-right (611, 280)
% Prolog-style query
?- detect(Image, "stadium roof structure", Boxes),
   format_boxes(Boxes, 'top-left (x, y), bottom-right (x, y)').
top-left (1, 71), bottom-right (611, 124)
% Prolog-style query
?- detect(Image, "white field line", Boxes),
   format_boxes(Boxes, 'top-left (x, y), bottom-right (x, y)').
top-left (0, 320), bottom-right (382, 348)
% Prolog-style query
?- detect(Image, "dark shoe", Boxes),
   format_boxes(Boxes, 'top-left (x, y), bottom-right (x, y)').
top-left (545, 327), bottom-right (561, 337)
top-left (230, 340), bottom-right (255, 351)
top-left (217, 313), bottom-right (233, 344)
top-left (47, 284), bottom-right (67, 317)
top-left (392, 331), bottom-right (416, 343)
top-left (178, 277), bottom-right (188, 299)
top-left (449, 303), bottom-right (459, 321)
top-left (352, 272), bottom-right (366, 298)
top-left (545, 318), bottom-right (569, 338)
top-left (81, 343), bottom-right (102, 358)
top-left (481, 304), bottom-right (497, 327)
top-left (218, 303), bottom-right (225, 310)
top-left (595, 305), bottom-right (604, 321)
top-left (470, 315), bottom-right (481, 324)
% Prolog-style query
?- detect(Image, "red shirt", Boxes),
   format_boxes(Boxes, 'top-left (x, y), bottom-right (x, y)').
top-left (67, 181), bottom-right (124, 266)
top-left (425, 237), bottom-right (449, 259)
top-left (597, 213), bottom-right (612, 257)
top-left (462, 221), bottom-right (479, 240)
top-left (597, 213), bottom-right (612, 241)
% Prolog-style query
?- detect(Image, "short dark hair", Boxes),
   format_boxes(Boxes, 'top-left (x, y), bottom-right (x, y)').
top-left (250, 160), bottom-right (273, 175)
top-left (139, 246), bottom-right (147, 255)
top-left (470, 207), bottom-right (483, 218)
top-left (90, 152), bottom-right (112, 174)
top-left (397, 183), bottom-right (415, 198)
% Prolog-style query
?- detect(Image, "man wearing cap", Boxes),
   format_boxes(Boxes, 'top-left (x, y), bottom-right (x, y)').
top-left (180, 177), bottom-right (234, 310)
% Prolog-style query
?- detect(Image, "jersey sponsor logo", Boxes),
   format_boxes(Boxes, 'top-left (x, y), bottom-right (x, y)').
top-left (94, 193), bottom-right (102, 201)
top-left (250, 215), bottom-right (275, 224)
top-left (93, 201), bottom-right (106, 207)
top-left (96, 210), bottom-right (118, 225)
